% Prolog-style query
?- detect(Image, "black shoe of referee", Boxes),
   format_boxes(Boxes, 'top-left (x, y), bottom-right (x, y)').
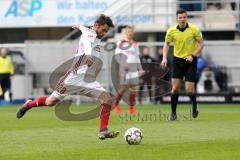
top-left (168, 114), bottom-right (177, 121)
top-left (192, 110), bottom-right (199, 119)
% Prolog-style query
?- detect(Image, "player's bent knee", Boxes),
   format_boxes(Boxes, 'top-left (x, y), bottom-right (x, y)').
top-left (45, 100), bottom-right (56, 107)
top-left (186, 87), bottom-right (195, 94)
top-left (105, 95), bottom-right (115, 105)
top-left (99, 92), bottom-right (114, 105)
top-left (186, 89), bottom-right (195, 95)
top-left (172, 87), bottom-right (180, 94)
top-left (129, 88), bottom-right (136, 94)
top-left (129, 90), bottom-right (136, 95)
top-left (186, 90), bottom-right (195, 95)
top-left (45, 97), bottom-right (59, 107)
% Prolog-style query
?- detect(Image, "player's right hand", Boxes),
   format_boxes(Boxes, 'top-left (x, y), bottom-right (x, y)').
top-left (86, 57), bottom-right (94, 67)
top-left (161, 58), bottom-right (168, 68)
top-left (72, 25), bottom-right (81, 30)
top-left (139, 70), bottom-right (146, 77)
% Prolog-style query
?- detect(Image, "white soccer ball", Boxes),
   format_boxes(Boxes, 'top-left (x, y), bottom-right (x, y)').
top-left (124, 127), bottom-right (143, 145)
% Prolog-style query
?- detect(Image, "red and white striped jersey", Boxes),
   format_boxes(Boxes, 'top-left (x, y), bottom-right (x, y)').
top-left (68, 26), bottom-right (102, 81)
top-left (76, 26), bottom-right (102, 57)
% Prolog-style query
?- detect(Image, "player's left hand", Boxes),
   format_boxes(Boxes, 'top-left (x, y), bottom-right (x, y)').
top-left (139, 70), bottom-right (146, 77)
top-left (72, 25), bottom-right (81, 30)
top-left (185, 55), bottom-right (193, 62)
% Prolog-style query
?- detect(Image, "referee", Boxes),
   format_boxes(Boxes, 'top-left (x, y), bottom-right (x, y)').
top-left (161, 9), bottom-right (204, 120)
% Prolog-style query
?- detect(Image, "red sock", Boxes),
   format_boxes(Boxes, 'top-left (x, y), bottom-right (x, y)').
top-left (27, 96), bottom-right (48, 108)
top-left (114, 93), bottom-right (122, 106)
top-left (100, 103), bottom-right (111, 130)
top-left (129, 93), bottom-right (135, 106)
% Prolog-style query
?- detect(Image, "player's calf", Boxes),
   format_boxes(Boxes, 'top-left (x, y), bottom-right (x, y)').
top-left (187, 92), bottom-right (199, 119)
top-left (16, 95), bottom-right (60, 119)
top-left (98, 92), bottom-right (115, 105)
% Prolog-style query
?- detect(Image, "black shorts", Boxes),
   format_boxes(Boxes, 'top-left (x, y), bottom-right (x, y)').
top-left (0, 73), bottom-right (11, 89)
top-left (172, 56), bottom-right (197, 82)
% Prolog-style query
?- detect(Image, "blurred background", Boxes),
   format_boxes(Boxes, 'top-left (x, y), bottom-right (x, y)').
top-left (0, 0), bottom-right (239, 105)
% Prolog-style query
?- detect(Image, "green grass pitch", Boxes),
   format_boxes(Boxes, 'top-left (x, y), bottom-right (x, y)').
top-left (0, 104), bottom-right (240, 160)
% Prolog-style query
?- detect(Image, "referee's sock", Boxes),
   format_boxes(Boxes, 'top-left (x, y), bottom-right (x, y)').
top-left (171, 94), bottom-right (179, 115)
top-left (188, 94), bottom-right (197, 112)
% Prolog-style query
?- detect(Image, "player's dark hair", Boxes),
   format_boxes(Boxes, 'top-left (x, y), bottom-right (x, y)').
top-left (95, 14), bottom-right (114, 28)
top-left (176, 9), bottom-right (187, 16)
top-left (125, 25), bottom-right (134, 30)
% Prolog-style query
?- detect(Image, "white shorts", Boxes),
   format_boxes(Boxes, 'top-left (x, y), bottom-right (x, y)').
top-left (119, 71), bottom-right (139, 85)
top-left (52, 72), bottom-right (106, 100)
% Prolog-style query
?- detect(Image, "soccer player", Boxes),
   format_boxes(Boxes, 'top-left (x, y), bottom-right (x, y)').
top-left (114, 26), bottom-right (144, 114)
top-left (17, 14), bottom-right (120, 140)
top-left (161, 9), bottom-right (204, 121)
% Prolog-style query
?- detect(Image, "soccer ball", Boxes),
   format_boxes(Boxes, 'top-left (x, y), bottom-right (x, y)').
top-left (124, 127), bottom-right (143, 145)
